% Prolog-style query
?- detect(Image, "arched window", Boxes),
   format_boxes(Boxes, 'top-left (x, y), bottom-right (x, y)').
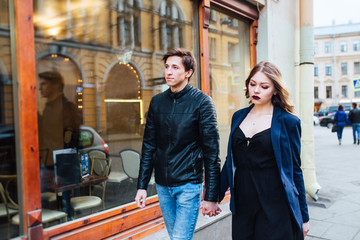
top-left (159, 0), bottom-right (184, 51)
top-left (116, 0), bottom-right (142, 48)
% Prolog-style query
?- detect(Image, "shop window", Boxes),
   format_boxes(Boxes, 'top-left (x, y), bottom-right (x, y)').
top-left (341, 85), bottom-right (348, 98)
top-left (326, 86), bottom-right (332, 98)
top-left (0, 1), bottom-right (19, 238)
top-left (209, 7), bottom-right (250, 161)
top-left (32, 0), bottom-right (198, 232)
top-left (314, 86), bottom-right (319, 99)
top-left (341, 62), bottom-right (347, 75)
top-left (325, 42), bottom-right (331, 53)
top-left (159, 0), bottom-right (184, 51)
top-left (325, 64), bottom-right (332, 76)
top-left (355, 90), bottom-right (360, 97)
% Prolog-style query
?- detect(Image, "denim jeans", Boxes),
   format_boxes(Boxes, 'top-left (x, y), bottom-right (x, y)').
top-left (156, 183), bottom-right (203, 240)
top-left (352, 123), bottom-right (360, 143)
top-left (337, 124), bottom-right (345, 140)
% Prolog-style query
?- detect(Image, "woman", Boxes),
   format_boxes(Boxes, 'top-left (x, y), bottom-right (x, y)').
top-left (219, 62), bottom-right (309, 239)
top-left (334, 104), bottom-right (351, 145)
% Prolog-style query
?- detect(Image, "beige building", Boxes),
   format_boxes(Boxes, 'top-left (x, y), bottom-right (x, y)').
top-left (314, 22), bottom-right (360, 111)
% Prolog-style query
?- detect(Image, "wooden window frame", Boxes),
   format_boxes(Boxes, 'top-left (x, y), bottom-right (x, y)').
top-left (12, 0), bottom-right (258, 239)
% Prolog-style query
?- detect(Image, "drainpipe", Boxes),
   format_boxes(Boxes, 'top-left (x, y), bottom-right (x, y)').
top-left (299, 0), bottom-right (321, 200)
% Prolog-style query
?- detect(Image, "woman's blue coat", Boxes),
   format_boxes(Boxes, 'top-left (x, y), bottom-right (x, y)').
top-left (219, 105), bottom-right (309, 229)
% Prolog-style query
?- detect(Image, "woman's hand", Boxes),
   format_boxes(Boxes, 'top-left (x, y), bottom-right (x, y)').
top-left (302, 221), bottom-right (309, 237)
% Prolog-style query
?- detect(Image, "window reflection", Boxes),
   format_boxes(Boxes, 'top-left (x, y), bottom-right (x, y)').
top-left (209, 8), bottom-right (251, 161)
top-left (33, 0), bottom-right (197, 225)
top-left (0, 0), bottom-right (19, 238)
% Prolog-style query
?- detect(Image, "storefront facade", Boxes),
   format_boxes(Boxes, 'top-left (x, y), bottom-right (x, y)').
top-left (0, 0), bottom-right (318, 239)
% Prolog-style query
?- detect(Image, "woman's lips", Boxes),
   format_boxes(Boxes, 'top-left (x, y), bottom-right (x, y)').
top-left (252, 95), bottom-right (260, 100)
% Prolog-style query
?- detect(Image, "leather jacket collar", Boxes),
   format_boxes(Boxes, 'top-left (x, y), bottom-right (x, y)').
top-left (169, 83), bottom-right (192, 99)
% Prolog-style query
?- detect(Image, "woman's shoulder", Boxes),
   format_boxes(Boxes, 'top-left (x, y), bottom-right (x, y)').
top-left (278, 108), bottom-right (300, 125)
top-left (233, 106), bottom-right (252, 118)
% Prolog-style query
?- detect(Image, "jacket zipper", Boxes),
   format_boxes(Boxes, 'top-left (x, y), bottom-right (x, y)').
top-left (165, 98), bottom-right (176, 186)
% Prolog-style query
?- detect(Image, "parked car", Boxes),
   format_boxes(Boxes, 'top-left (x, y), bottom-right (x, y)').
top-left (78, 125), bottom-right (109, 156)
top-left (313, 116), bottom-right (320, 125)
top-left (327, 105), bottom-right (352, 115)
top-left (319, 113), bottom-right (335, 128)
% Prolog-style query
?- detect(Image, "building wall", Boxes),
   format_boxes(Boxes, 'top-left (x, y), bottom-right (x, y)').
top-left (314, 23), bottom-right (360, 110)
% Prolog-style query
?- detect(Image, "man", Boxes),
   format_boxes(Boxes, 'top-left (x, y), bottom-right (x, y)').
top-left (348, 102), bottom-right (360, 145)
top-left (38, 71), bottom-right (82, 218)
top-left (135, 48), bottom-right (221, 239)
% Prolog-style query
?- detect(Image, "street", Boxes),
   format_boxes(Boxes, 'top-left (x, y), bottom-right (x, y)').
top-left (306, 126), bottom-right (360, 240)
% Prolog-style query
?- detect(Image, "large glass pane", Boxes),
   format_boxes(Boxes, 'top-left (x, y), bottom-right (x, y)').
top-left (34, 0), bottom-right (198, 224)
top-left (0, 0), bottom-right (19, 238)
top-left (208, 8), bottom-right (251, 162)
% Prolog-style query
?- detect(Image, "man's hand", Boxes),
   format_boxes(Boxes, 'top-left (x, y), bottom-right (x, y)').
top-left (135, 189), bottom-right (147, 208)
top-left (302, 222), bottom-right (309, 237)
top-left (201, 201), bottom-right (222, 217)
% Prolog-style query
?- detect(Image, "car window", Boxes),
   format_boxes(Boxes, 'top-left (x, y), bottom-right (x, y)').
top-left (79, 130), bottom-right (93, 148)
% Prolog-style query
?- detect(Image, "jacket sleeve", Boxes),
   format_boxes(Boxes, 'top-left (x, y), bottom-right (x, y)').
top-left (137, 99), bottom-right (156, 190)
top-left (287, 117), bottom-right (310, 223)
top-left (199, 96), bottom-right (221, 202)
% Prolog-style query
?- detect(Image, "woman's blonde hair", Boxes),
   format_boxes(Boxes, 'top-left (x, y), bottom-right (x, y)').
top-left (244, 61), bottom-right (294, 113)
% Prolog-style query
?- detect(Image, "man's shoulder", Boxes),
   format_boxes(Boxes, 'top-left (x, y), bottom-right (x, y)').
top-left (187, 86), bottom-right (212, 102)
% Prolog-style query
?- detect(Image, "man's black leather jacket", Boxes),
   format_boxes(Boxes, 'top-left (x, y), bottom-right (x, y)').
top-left (349, 108), bottom-right (360, 123)
top-left (137, 83), bottom-right (220, 202)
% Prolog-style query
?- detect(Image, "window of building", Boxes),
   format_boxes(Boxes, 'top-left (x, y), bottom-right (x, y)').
top-left (341, 85), bottom-right (348, 98)
top-left (159, 0), bottom-right (184, 51)
top-left (314, 65), bottom-right (318, 76)
top-left (210, 9), bottom-right (217, 22)
top-left (340, 42), bottom-right (347, 52)
top-left (314, 43), bottom-right (318, 55)
top-left (354, 40), bottom-right (360, 51)
top-left (355, 91), bottom-right (360, 97)
top-left (209, 38), bottom-right (216, 60)
top-left (115, 1), bottom-right (142, 48)
top-left (314, 86), bottom-right (319, 99)
top-left (355, 62), bottom-right (360, 74)
top-left (325, 42), bottom-right (331, 53)
top-left (325, 64), bottom-right (332, 76)
top-left (326, 86), bottom-right (332, 98)
top-left (341, 62), bottom-right (347, 75)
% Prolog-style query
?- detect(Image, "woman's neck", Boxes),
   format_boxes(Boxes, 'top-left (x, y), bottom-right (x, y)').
top-left (251, 102), bottom-right (274, 116)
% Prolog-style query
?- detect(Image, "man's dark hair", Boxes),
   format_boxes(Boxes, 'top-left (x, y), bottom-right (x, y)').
top-left (38, 71), bottom-right (64, 91)
top-left (162, 48), bottom-right (196, 80)
top-left (352, 102), bottom-right (357, 108)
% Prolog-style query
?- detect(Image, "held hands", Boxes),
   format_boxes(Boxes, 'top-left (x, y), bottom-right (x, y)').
top-left (135, 189), bottom-right (147, 208)
top-left (201, 201), bottom-right (222, 217)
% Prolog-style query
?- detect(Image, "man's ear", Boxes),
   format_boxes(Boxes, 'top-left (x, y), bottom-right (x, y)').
top-left (186, 69), bottom-right (193, 79)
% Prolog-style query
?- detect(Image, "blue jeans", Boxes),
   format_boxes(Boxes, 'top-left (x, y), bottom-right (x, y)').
top-left (352, 123), bottom-right (360, 143)
top-left (156, 183), bottom-right (203, 240)
top-left (337, 124), bottom-right (345, 140)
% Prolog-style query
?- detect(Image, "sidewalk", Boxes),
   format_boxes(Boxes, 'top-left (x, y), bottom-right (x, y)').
top-left (306, 126), bottom-right (360, 240)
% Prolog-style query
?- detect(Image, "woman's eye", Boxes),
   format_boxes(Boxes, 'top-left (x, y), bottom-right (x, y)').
top-left (262, 86), bottom-right (269, 89)
top-left (250, 83), bottom-right (255, 86)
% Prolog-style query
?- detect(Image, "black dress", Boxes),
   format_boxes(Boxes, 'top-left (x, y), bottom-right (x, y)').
top-left (231, 127), bottom-right (302, 240)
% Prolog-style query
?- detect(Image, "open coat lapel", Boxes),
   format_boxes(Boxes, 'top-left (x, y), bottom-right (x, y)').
top-left (271, 106), bottom-right (282, 174)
